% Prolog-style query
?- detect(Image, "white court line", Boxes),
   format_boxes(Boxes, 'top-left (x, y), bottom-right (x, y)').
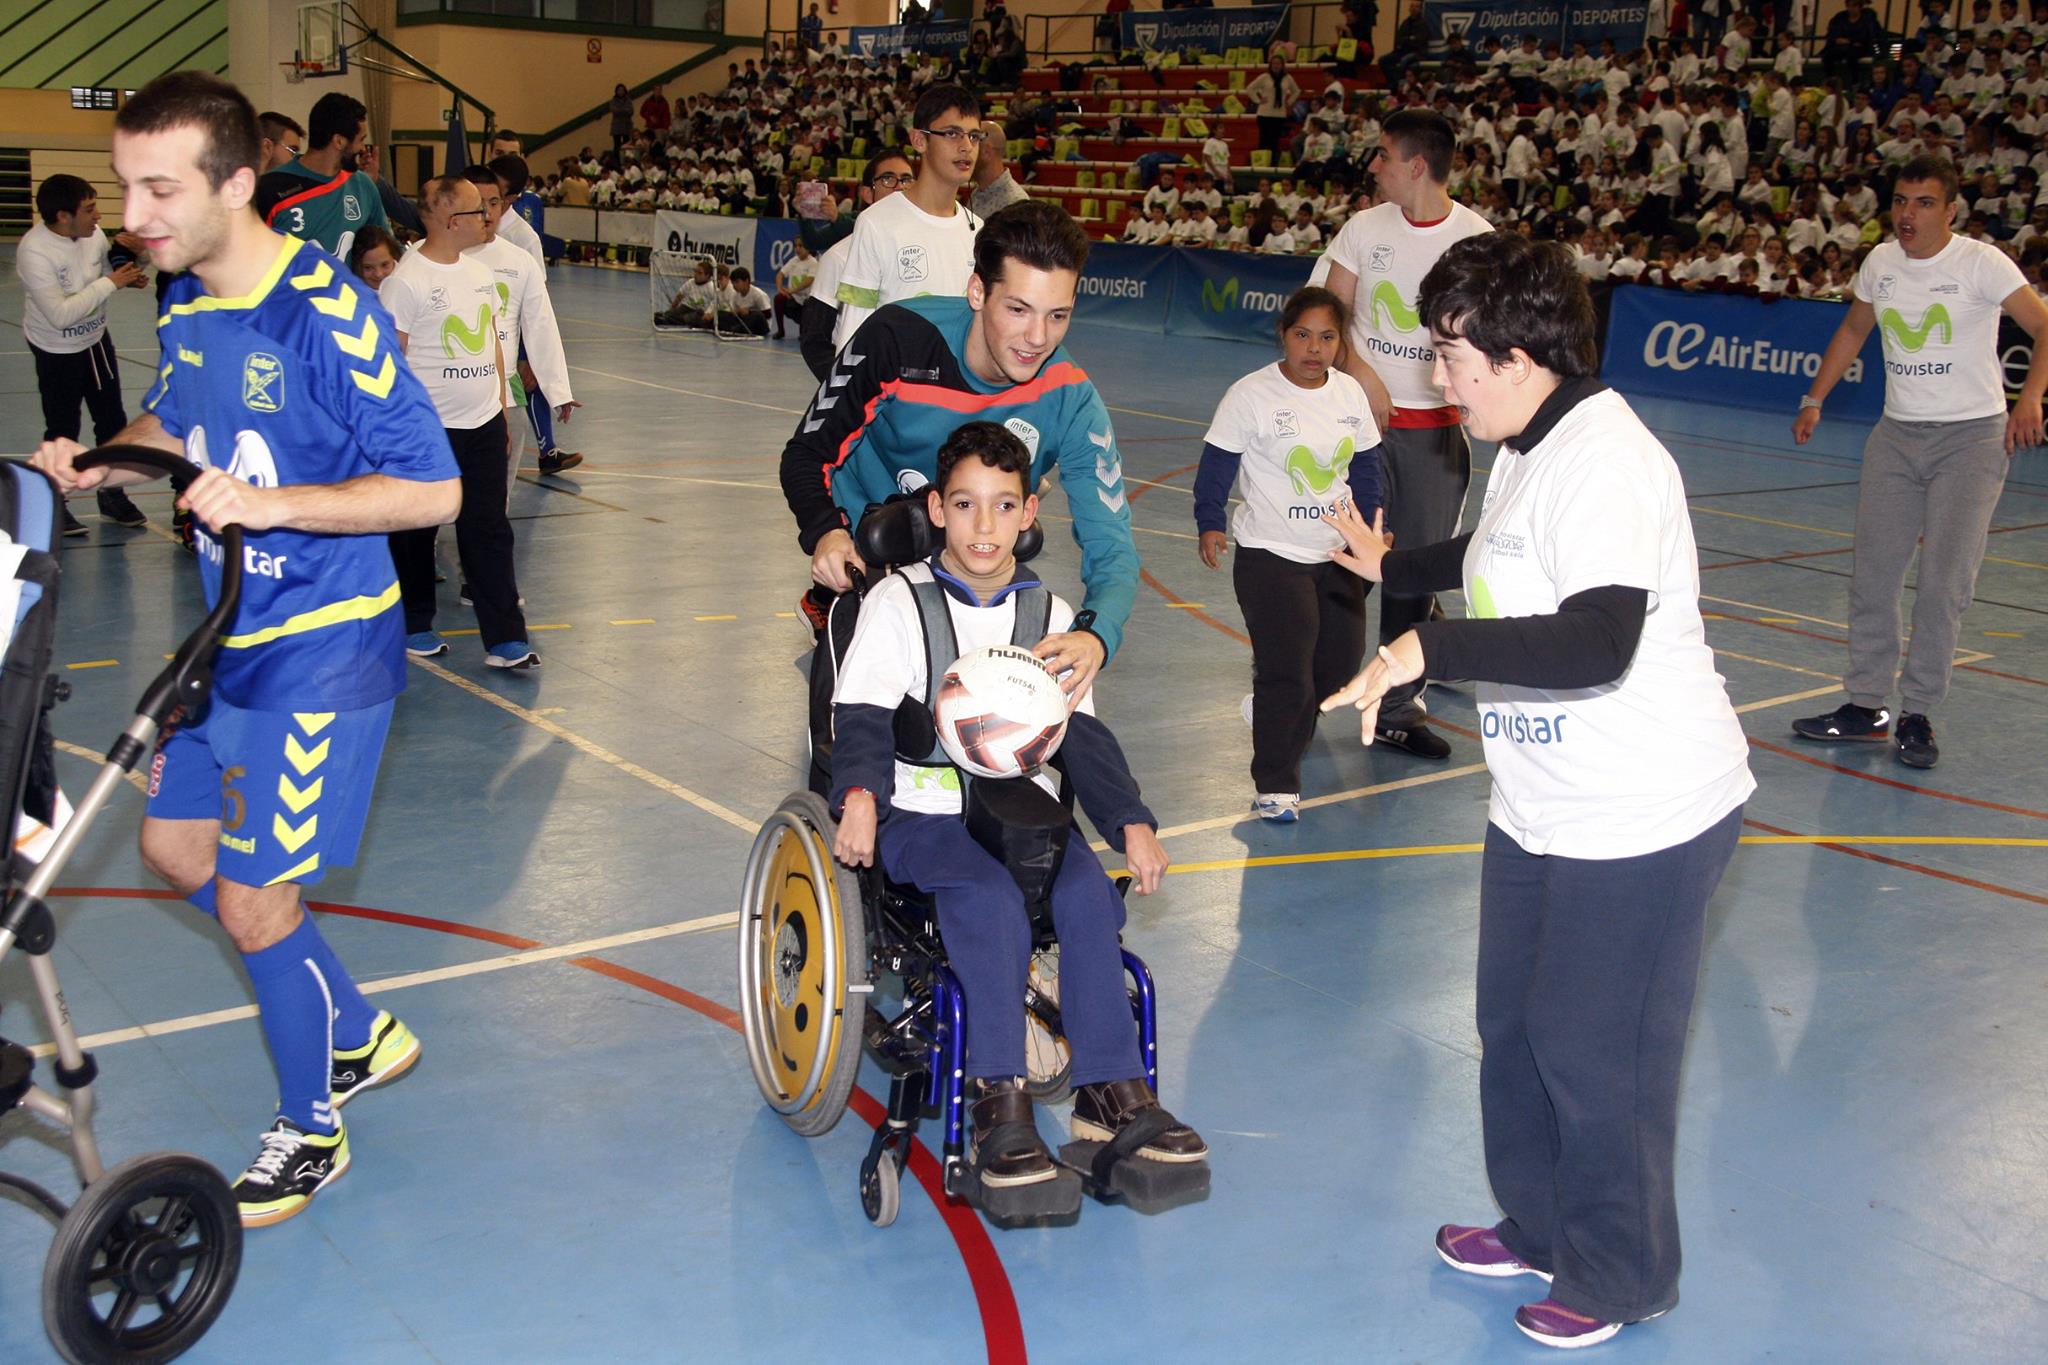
top-left (28, 911), bottom-right (739, 1058)
top-left (410, 658), bottom-right (759, 834)
top-left (565, 364), bottom-right (805, 416)
top-left (1701, 593), bottom-right (1850, 630)
top-left (1712, 649), bottom-right (1838, 680)
top-left (1734, 683), bottom-right (1846, 715)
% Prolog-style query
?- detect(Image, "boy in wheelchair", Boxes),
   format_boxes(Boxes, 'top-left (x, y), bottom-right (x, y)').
top-left (829, 421), bottom-right (1207, 1203)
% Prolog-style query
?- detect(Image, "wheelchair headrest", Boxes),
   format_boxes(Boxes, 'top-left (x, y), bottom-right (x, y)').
top-left (854, 491), bottom-right (1045, 572)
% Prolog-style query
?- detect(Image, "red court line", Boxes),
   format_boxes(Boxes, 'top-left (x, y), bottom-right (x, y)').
top-left (1743, 818), bottom-right (2048, 909)
top-left (1701, 546), bottom-right (1856, 572)
top-left (1746, 739), bottom-right (2048, 822)
top-left (50, 889), bottom-right (1026, 1364)
top-left (1710, 610), bottom-right (2048, 688)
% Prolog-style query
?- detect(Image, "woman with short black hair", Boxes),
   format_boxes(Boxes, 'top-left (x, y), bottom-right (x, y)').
top-left (1322, 231), bottom-right (1755, 1349)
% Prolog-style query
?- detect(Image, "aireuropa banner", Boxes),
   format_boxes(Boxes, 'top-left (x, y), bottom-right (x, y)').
top-left (849, 18), bottom-right (972, 59)
top-left (1072, 242), bottom-right (1175, 333)
top-left (1122, 4), bottom-right (1287, 55)
top-left (653, 210), bottom-right (756, 269)
top-left (1424, 1), bottom-right (1648, 54)
top-left (754, 217), bottom-right (799, 291)
top-left (1164, 248), bottom-right (1315, 345)
top-left (1601, 286), bottom-right (1885, 422)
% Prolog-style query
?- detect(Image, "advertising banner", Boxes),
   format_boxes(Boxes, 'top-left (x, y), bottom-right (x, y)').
top-left (1164, 248), bottom-right (1315, 345)
top-left (1121, 5), bottom-right (1288, 56)
top-left (754, 217), bottom-right (800, 291)
top-left (1601, 286), bottom-right (1886, 422)
top-left (652, 209), bottom-right (757, 268)
top-left (1072, 241), bottom-right (1176, 334)
top-left (848, 18), bottom-right (973, 60)
top-left (1423, 1), bottom-right (1647, 54)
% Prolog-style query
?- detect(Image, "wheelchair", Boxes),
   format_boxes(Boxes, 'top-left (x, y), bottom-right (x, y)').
top-left (738, 497), bottom-right (1209, 1229)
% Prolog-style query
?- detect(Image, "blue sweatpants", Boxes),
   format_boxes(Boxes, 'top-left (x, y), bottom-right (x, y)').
top-left (879, 812), bottom-right (1142, 1086)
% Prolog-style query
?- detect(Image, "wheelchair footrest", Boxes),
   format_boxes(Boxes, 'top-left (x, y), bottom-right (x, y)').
top-left (1059, 1140), bottom-right (1212, 1215)
top-left (949, 1161), bottom-right (1083, 1229)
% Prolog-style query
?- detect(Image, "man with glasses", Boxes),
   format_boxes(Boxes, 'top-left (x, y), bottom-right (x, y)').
top-left (257, 111), bottom-right (302, 171)
top-left (832, 84), bottom-right (992, 347)
top-left (802, 151), bottom-right (914, 380)
top-left (1319, 109), bottom-right (1492, 761)
top-left (379, 176), bottom-right (538, 670)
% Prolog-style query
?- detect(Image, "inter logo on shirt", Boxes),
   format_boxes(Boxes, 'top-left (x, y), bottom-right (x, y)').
top-left (1875, 274), bottom-right (1898, 301)
top-left (1367, 244), bottom-right (1394, 273)
top-left (1004, 417), bottom-right (1042, 457)
top-left (343, 193), bottom-right (362, 221)
top-left (898, 245), bottom-right (929, 282)
top-left (242, 352), bottom-right (285, 413)
top-left (1272, 409), bottom-right (1299, 437)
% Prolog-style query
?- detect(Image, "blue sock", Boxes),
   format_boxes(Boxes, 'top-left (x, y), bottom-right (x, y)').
top-left (528, 390), bottom-right (556, 454)
top-left (186, 881), bottom-right (217, 918)
top-left (300, 913), bottom-right (377, 1051)
top-left (242, 916), bottom-right (343, 1133)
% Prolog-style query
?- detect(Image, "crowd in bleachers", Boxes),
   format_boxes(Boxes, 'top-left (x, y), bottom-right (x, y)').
top-left (533, 0), bottom-right (2048, 297)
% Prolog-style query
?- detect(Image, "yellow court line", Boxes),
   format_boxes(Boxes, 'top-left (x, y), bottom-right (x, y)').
top-left (694, 614), bottom-right (738, 621)
top-left (65, 660), bottom-right (118, 670)
top-left (529, 624), bottom-right (573, 632)
top-left (1105, 403), bottom-right (1206, 428)
top-left (611, 618), bottom-right (655, 626)
top-left (1985, 630), bottom-right (2025, 638)
top-left (409, 658), bottom-right (758, 834)
top-left (1164, 602), bottom-right (1207, 610)
top-left (775, 611), bottom-right (798, 618)
top-left (1700, 594), bottom-right (1848, 630)
top-left (1712, 649), bottom-right (1838, 680)
top-left (1690, 505), bottom-right (1855, 539)
top-left (53, 739), bottom-right (147, 793)
top-left (1984, 554), bottom-right (2048, 571)
top-left (1733, 683), bottom-right (1844, 714)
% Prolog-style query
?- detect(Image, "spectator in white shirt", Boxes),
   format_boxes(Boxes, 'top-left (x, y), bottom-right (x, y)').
top-left (1173, 201), bottom-right (1221, 246)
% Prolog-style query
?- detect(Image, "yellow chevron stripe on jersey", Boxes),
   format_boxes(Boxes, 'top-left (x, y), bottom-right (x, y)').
top-left (293, 712), bottom-right (335, 736)
top-left (351, 354), bottom-right (398, 399)
top-left (278, 773), bottom-right (323, 814)
top-left (310, 286), bottom-right (359, 322)
top-left (290, 258), bottom-right (335, 291)
top-left (332, 316), bottom-right (380, 360)
top-left (168, 235), bottom-right (299, 316)
top-left (265, 853), bottom-right (321, 886)
top-left (222, 581), bottom-right (402, 650)
top-left (284, 733), bottom-right (330, 776)
top-left (274, 811), bottom-right (318, 854)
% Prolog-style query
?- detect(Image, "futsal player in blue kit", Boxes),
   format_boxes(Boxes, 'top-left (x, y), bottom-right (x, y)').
top-left (34, 71), bottom-right (462, 1227)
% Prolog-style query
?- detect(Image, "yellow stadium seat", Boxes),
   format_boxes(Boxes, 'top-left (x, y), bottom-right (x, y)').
top-left (1077, 169), bottom-right (1098, 188)
top-left (1142, 99), bottom-right (1156, 114)
top-left (1229, 70), bottom-right (1246, 90)
top-left (1161, 117), bottom-right (1181, 139)
top-left (1185, 117), bottom-right (1209, 137)
top-left (1337, 38), bottom-right (1358, 61)
top-left (1124, 168), bottom-right (1140, 189)
top-left (1771, 186), bottom-right (1791, 214)
top-left (1080, 197), bottom-right (1100, 219)
top-left (1222, 95), bottom-right (1245, 115)
top-left (1250, 149), bottom-right (1272, 168)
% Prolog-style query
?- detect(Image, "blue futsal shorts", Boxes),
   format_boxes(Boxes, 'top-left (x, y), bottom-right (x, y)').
top-left (145, 697), bottom-right (394, 888)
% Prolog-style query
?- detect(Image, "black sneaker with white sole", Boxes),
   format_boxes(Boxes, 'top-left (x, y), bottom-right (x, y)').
top-left (60, 503), bottom-right (87, 537)
top-left (232, 1116), bottom-right (349, 1227)
top-left (96, 487), bottom-right (148, 527)
top-left (538, 450), bottom-right (584, 475)
top-left (1792, 702), bottom-right (1890, 742)
top-left (1374, 720), bottom-right (1451, 760)
top-left (1894, 712), bottom-right (1938, 768)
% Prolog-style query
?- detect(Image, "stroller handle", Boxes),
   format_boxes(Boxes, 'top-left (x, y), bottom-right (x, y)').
top-left (74, 444), bottom-right (244, 731)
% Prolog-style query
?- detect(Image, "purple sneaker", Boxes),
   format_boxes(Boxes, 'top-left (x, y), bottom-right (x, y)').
top-left (1514, 1299), bottom-right (1625, 1349)
top-left (1435, 1223), bottom-right (1553, 1281)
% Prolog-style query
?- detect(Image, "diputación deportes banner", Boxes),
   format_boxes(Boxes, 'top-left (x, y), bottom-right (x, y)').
top-left (848, 18), bottom-right (972, 60)
top-left (1601, 285), bottom-right (1886, 422)
top-left (1423, 1), bottom-right (1648, 55)
top-left (1121, 4), bottom-right (1287, 55)
top-left (1071, 245), bottom-right (1314, 345)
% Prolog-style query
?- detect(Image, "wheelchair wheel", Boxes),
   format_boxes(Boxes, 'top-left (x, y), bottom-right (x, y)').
top-left (42, 1151), bottom-right (242, 1365)
top-left (1024, 947), bottom-right (1073, 1104)
top-left (739, 790), bottom-right (870, 1137)
top-left (860, 1151), bottom-right (901, 1227)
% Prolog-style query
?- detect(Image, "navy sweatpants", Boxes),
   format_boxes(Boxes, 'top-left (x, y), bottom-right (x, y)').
top-left (879, 812), bottom-right (1141, 1086)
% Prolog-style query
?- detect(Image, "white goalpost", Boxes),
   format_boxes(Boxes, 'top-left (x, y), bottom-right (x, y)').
top-left (650, 250), bottom-right (766, 343)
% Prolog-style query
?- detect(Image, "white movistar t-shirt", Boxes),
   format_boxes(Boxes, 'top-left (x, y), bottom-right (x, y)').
top-left (15, 222), bottom-right (117, 354)
top-left (1462, 388), bottom-right (1755, 859)
top-left (1322, 201), bottom-right (1494, 411)
top-left (465, 235), bottom-right (572, 411)
top-left (1853, 235), bottom-right (2028, 421)
top-left (379, 250), bottom-right (503, 430)
top-left (833, 190), bottom-right (981, 347)
top-left (1203, 362), bottom-right (1380, 564)
top-left (833, 563), bottom-right (1090, 816)
top-left (494, 208), bottom-right (546, 272)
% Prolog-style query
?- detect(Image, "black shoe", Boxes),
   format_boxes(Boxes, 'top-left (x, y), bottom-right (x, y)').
top-left (60, 503), bottom-right (87, 537)
top-left (232, 1116), bottom-right (349, 1228)
top-left (1894, 712), bottom-right (1938, 768)
top-left (1374, 720), bottom-right (1452, 760)
top-left (537, 450), bottom-right (584, 475)
top-left (96, 487), bottom-right (147, 527)
top-left (1071, 1078), bottom-right (1208, 1163)
top-left (968, 1077), bottom-right (1059, 1188)
top-left (171, 505), bottom-right (197, 553)
top-left (1792, 702), bottom-right (1891, 742)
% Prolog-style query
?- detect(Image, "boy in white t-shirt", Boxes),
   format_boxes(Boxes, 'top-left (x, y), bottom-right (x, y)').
top-left (378, 175), bottom-right (535, 669)
top-left (833, 82), bottom-right (985, 347)
top-left (1793, 154), bottom-right (2048, 768)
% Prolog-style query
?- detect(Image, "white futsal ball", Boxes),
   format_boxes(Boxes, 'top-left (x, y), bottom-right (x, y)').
top-left (933, 645), bottom-right (1070, 779)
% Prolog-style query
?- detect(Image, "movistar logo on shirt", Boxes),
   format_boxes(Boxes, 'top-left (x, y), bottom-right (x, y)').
top-left (441, 305), bottom-right (492, 358)
top-left (1369, 280), bottom-right (1422, 334)
top-left (1879, 304), bottom-right (1952, 352)
top-left (1284, 437), bottom-right (1355, 500)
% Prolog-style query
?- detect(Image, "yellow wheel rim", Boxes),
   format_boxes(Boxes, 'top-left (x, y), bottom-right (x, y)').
top-left (758, 823), bottom-right (837, 1106)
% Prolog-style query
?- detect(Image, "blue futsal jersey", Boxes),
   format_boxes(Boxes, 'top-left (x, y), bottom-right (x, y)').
top-left (145, 235), bottom-right (458, 712)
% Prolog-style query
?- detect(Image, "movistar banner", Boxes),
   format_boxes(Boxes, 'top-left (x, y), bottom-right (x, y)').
top-left (1424, 1), bottom-right (1648, 54)
top-left (1121, 4), bottom-right (1288, 55)
top-left (1165, 249), bottom-right (1316, 345)
top-left (1072, 242), bottom-right (1175, 333)
top-left (848, 18), bottom-right (973, 59)
top-left (754, 217), bottom-right (799, 293)
top-left (1601, 286), bottom-right (1886, 422)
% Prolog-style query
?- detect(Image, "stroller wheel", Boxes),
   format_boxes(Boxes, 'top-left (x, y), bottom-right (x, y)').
top-left (42, 1151), bottom-right (242, 1364)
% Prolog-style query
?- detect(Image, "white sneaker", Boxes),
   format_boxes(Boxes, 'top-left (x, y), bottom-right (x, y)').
top-left (1241, 692), bottom-right (1255, 728)
top-left (1251, 793), bottom-right (1300, 822)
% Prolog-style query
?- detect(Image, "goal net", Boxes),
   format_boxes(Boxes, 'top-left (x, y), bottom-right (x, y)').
top-left (650, 249), bottom-right (765, 342)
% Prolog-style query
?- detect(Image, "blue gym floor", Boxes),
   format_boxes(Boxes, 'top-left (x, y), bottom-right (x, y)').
top-left (2, 259), bottom-right (2045, 1363)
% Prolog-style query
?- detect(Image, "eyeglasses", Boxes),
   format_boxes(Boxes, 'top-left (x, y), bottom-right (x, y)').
top-left (448, 209), bottom-right (488, 222)
top-left (920, 126), bottom-right (989, 147)
top-left (870, 171), bottom-right (911, 187)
